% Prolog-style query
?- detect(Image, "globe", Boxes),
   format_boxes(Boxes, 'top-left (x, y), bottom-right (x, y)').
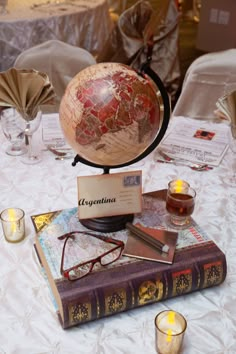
top-left (59, 62), bottom-right (170, 169)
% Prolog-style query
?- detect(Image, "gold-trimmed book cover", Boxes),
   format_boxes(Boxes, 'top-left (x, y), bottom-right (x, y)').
top-left (32, 191), bottom-right (227, 329)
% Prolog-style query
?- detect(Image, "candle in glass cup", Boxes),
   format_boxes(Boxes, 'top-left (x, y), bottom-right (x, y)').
top-left (0, 208), bottom-right (25, 243)
top-left (155, 310), bottom-right (187, 354)
top-left (166, 179), bottom-right (196, 227)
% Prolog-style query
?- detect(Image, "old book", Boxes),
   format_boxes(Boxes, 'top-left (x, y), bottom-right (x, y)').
top-left (31, 191), bottom-right (227, 329)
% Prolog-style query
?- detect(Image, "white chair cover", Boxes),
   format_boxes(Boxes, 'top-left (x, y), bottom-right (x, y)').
top-left (14, 40), bottom-right (96, 112)
top-left (97, 0), bottom-right (180, 103)
top-left (173, 49), bottom-right (236, 119)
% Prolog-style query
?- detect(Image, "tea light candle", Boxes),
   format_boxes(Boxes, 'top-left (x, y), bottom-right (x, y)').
top-left (0, 208), bottom-right (25, 243)
top-left (155, 310), bottom-right (187, 354)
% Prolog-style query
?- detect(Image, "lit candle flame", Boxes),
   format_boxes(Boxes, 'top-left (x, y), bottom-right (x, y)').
top-left (166, 311), bottom-right (176, 342)
top-left (8, 209), bottom-right (17, 233)
top-left (167, 329), bottom-right (172, 342)
top-left (168, 310), bottom-right (176, 324)
top-left (175, 180), bottom-right (184, 193)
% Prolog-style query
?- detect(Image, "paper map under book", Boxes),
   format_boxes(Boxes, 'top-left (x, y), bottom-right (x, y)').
top-left (32, 193), bottom-right (210, 281)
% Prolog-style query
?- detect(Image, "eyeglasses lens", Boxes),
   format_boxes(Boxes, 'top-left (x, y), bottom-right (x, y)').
top-left (63, 233), bottom-right (123, 280)
top-left (68, 263), bottom-right (92, 280)
top-left (100, 247), bottom-right (122, 266)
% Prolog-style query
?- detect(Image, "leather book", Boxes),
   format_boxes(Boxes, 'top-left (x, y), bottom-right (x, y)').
top-left (31, 191), bottom-right (227, 329)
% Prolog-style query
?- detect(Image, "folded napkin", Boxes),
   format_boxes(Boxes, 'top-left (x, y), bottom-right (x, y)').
top-left (215, 90), bottom-right (236, 138)
top-left (0, 68), bottom-right (56, 120)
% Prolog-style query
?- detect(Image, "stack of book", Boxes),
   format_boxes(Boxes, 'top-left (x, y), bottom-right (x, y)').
top-left (32, 191), bottom-right (226, 329)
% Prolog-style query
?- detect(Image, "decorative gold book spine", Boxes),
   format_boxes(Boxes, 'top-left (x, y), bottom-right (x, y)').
top-left (53, 244), bottom-right (226, 329)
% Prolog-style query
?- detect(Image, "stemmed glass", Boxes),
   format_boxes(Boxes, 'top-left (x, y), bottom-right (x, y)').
top-left (1, 108), bottom-right (27, 156)
top-left (225, 124), bottom-right (236, 186)
top-left (1, 107), bottom-right (42, 163)
top-left (20, 109), bottom-right (42, 165)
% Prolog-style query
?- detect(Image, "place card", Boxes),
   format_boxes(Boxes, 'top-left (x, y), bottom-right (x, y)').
top-left (42, 113), bottom-right (69, 148)
top-left (159, 117), bottom-right (229, 166)
top-left (77, 171), bottom-right (142, 220)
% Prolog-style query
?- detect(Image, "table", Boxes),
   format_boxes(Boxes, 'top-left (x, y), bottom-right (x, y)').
top-left (0, 115), bottom-right (236, 353)
top-left (0, 0), bottom-right (112, 72)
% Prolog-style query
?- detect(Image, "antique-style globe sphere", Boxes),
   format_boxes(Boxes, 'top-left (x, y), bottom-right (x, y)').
top-left (59, 62), bottom-right (170, 171)
top-left (59, 62), bottom-right (170, 231)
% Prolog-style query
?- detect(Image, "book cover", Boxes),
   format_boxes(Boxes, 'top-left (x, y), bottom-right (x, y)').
top-left (31, 191), bottom-right (227, 329)
top-left (123, 224), bottom-right (178, 264)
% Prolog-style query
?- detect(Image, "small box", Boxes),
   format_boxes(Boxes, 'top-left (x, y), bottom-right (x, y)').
top-left (196, 0), bottom-right (236, 52)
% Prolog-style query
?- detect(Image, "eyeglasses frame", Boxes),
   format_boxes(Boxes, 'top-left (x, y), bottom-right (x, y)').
top-left (58, 230), bottom-right (124, 281)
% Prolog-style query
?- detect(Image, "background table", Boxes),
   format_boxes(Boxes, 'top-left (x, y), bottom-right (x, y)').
top-left (0, 0), bottom-right (112, 71)
top-left (0, 115), bottom-right (235, 353)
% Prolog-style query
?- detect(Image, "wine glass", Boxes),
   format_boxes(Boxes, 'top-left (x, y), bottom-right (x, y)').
top-left (20, 109), bottom-right (42, 165)
top-left (225, 124), bottom-right (236, 186)
top-left (1, 108), bottom-right (27, 156)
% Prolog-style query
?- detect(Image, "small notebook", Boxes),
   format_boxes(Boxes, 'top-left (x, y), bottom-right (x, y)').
top-left (123, 224), bottom-right (178, 264)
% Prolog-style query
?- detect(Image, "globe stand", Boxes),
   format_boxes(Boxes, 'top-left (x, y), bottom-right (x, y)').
top-left (69, 59), bottom-right (171, 233)
top-left (72, 161), bottom-right (134, 232)
top-left (80, 214), bottom-right (134, 233)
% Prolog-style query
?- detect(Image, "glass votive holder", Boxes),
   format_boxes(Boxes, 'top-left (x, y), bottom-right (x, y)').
top-left (0, 208), bottom-right (25, 243)
top-left (166, 179), bottom-right (196, 228)
top-left (155, 310), bottom-right (187, 354)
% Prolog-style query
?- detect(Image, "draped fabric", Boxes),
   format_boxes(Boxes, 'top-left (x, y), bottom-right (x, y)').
top-left (173, 49), bottom-right (236, 119)
top-left (14, 40), bottom-right (96, 113)
top-left (0, 0), bottom-right (112, 72)
top-left (97, 0), bottom-right (181, 102)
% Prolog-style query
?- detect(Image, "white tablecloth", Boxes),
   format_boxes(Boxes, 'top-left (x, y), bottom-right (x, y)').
top-left (0, 0), bottom-right (112, 71)
top-left (0, 115), bottom-right (236, 353)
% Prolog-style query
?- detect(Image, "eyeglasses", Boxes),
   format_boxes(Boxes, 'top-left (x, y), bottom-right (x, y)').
top-left (58, 230), bottom-right (124, 281)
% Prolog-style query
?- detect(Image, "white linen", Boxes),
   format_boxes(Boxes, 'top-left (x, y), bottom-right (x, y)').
top-left (0, 115), bottom-right (236, 353)
top-left (14, 40), bottom-right (97, 113)
top-left (0, 0), bottom-right (112, 71)
top-left (173, 49), bottom-right (236, 120)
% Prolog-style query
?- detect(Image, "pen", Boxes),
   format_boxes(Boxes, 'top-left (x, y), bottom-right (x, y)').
top-left (126, 222), bottom-right (169, 254)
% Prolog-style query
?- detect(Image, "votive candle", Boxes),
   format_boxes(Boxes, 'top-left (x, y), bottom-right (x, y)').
top-left (155, 310), bottom-right (187, 354)
top-left (0, 208), bottom-right (25, 243)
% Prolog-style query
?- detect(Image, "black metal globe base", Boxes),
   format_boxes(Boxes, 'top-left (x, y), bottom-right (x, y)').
top-left (80, 214), bottom-right (134, 233)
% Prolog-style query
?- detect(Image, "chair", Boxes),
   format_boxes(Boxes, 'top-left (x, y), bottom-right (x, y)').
top-left (172, 49), bottom-right (236, 119)
top-left (14, 40), bottom-right (96, 113)
top-left (97, 0), bottom-right (181, 104)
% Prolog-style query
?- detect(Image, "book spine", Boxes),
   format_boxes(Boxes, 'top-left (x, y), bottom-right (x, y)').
top-left (60, 243), bottom-right (226, 329)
